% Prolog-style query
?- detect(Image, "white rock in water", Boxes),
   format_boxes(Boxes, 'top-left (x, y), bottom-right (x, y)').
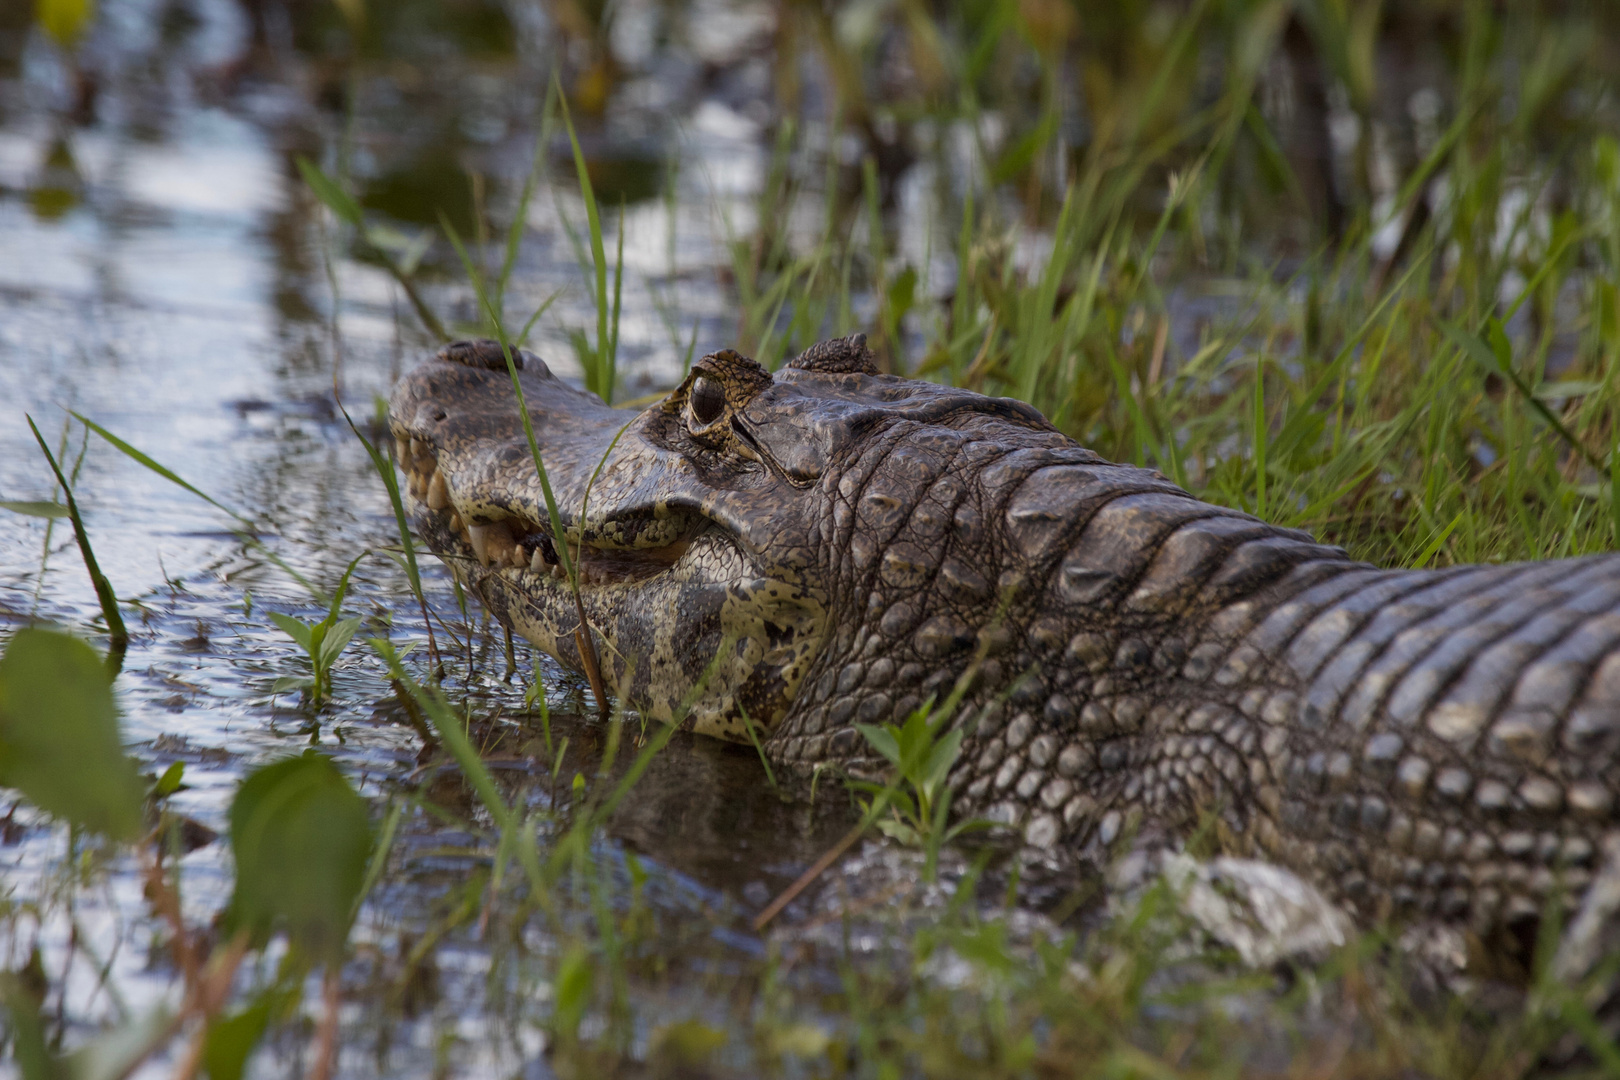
top-left (1161, 853), bottom-right (1353, 969)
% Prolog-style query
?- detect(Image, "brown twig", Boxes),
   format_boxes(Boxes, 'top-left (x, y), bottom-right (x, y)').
top-left (1147, 315), bottom-right (1169, 388)
top-left (573, 594), bottom-right (611, 724)
top-left (751, 819), bottom-right (869, 932)
top-left (307, 967), bottom-right (342, 1080)
top-left (142, 846), bottom-right (199, 991)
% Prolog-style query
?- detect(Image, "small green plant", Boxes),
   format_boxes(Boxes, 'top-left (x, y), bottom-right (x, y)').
top-left (852, 696), bottom-right (987, 880)
top-left (267, 553), bottom-right (366, 705)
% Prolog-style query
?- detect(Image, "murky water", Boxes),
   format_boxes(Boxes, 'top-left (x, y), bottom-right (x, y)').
top-left (0, 2), bottom-right (895, 1072)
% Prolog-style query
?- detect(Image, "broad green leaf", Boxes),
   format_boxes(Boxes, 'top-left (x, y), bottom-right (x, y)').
top-left (36, 0), bottom-right (95, 48)
top-left (854, 723), bottom-right (901, 768)
top-left (294, 157), bottom-right (363, 227)
top-left (0, 971), bottom-right (56, 1080)
top-left (268, 675), bottom-right (314, 694)
top-left (551, 944), bottom-right (594, 1039)
top-left (306, 621), bottom-right (327, 660)
top-left (201, 999), bottom-right (272, 1080)
top-left (0, 629), bottom-right (142, 840)
top-left (0, 500), bottom-right (69, 518)
top-left (921, 728), bottom-right (964, 795)
top-left (152, 761), bottom-right (184, 799)
top-left (227, 751), bottom-right (373, 964)
top-left (874, 818), bottom-right (922, 845)
top-left (266, 612), bottom-right (315, 654)
top-left (316, 617), bottom-right (362, 669)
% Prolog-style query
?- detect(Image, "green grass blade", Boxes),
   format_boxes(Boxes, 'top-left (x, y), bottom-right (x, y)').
top-left (1252, 360), bottom-right (1267, 520)
top-left (556, 80), bottom-right (612, 402)
top-left (73, 413), bottom-right (246, 525)
top-left (1, 500), bottom-right (70, 518)
top-left (25, 416), bottom-right (127, 661)
top-left (338, 401), bottom-right (421, 600)
top-left (295, 155), bottom-right (363, 227)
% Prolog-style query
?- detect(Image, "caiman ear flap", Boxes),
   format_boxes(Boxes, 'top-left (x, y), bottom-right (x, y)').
top-left (787, 333), bottom-right (878, 375)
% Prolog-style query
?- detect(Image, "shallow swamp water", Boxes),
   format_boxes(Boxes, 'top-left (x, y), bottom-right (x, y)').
top-left (0, 2), bottom-right (894, 1074)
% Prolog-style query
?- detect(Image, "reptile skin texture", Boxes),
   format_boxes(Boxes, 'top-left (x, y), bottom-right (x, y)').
top-left (389, 334), bottom-right (1620, 977)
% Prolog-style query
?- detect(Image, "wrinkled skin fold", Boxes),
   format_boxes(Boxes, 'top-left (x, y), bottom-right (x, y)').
top-left (390, 334), bottom-right (1620, 984)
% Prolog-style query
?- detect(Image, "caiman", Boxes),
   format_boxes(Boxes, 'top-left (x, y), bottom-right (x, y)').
top-left (389, 334), bottom-right (1620, 975)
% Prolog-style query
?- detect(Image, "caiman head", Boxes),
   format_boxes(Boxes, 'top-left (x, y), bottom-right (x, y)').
top-left (386, 334), bottom-right (1075, 748)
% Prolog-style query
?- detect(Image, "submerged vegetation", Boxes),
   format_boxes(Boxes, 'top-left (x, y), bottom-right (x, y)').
top-left (5, 0), bottom-right (1620, 1075)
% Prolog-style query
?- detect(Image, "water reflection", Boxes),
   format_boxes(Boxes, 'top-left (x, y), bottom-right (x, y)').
top-left (0, 3), bottom-right (795, 1066)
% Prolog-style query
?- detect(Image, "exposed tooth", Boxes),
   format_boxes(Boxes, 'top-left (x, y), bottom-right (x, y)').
top-left (551, 564), bottom-right (566, 581)
top-left (407, 470), bottom-right (423, 499)
top-left (530, 547), bottom-right (547, 573)
top-left (484, 522), bottom-right (516, 566)
top-left (394, 436), bottom-right (410, 462)
top-left (467, 523), bottom-right (491, 565)
top-left (426, 470), bottom-right (450, 511)
top-left (449, 510), bottom-right (464, 534)
top-left (510, 545), bottom-right (527, 569)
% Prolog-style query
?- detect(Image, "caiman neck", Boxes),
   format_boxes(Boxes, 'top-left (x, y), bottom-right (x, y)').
top-left (767, 433), bottom-right (1356, 772)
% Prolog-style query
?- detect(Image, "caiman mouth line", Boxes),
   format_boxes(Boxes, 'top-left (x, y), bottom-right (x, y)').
top-left (394, 435), bottom-right (692, 588)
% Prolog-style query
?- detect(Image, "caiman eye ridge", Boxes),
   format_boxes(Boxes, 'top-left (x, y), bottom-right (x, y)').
top-left (394, 435), bottom-right (692, 587)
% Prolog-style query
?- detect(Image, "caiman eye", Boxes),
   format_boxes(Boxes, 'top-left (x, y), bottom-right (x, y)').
top-left (688, 375), bottom-right (726, 428)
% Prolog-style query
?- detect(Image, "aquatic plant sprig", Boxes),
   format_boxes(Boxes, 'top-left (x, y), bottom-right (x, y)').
top-left (554, 75), bottom-right (624, 404)
top-left (334, 393), bottom-right (443, 675)
top-left (23, 415), bottom-right (127, 667)
top-left (266, 551), bottom-right (366, 706)
top-left (294, 155), bottom-right (448, 342)
top-left (71, 413), bottom-right (323, 599)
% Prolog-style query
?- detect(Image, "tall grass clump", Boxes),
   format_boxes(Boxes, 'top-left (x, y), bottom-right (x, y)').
top-left (717, 0), bottom-right (1620, 576)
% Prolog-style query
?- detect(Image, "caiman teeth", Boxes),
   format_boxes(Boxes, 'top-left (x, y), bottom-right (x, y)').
top-left (398, 436), bottom-right (698, 586)
top-left (426, 470), bottom-right (450, 511)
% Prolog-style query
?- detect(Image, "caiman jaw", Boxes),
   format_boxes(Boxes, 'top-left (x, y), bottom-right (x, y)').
top-left (393, 440), bottom-right (693, 588)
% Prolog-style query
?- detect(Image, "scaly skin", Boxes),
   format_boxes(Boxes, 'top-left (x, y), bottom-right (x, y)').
top-left (389, 335), bottom-right (1620, 960)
